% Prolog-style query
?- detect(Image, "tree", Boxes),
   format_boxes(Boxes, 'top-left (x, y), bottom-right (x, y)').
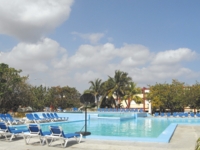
top-left (148, 79), bottom-right (186, 113)
top-left (104, 70), bottom-right (132, 108)
top-left (88, 78), bottom-right (103, 108)
top-left (0, 63), bottom-right (26, 112)
top-left (185, 82), bottom-right (200, 112)
top-left (122, 82), bottom-right (142, 108)
top-left (47, 86), bottom-right (81, 110)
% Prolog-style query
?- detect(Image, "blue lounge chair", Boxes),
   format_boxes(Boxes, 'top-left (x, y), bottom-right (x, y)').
top-left (53, 113), bottom-right (68, 121)
top-left (50, 113), bottom-right (62, 121)
top-left (154, 112), bottom-right (159, 117)
top-left (42, 113), bottom-right (54, 122)
top-left (33, 114), bottom-right (47, 122)
top-left (46, 113), bottom-right (57, 121)
top-left (47, 126), bottom-right (82, 147)
top-left (72, 107), bottom-right (79, 111)
top-left (5, 113), bottom-right (23, 125)
top-left (139, 109), bottom-right (144, 112)
top-left (0, 122), bottom-right (29, 141)
top-left (23, 124), bottom-right (51, 145)
top-left (173, 112), bottom-right (178, 117)
top-left (196, 113), bottom-right (200, 117)
top-left (190, 112), bottom-right (195, 117)
top-left (167, 112), bottom-right (171, 117)
top-left (160, 113), bottom-right (164, 117)
top-left (26, 113), bottom-right (41, 123)
top-left (184, 113), bottom-right (188, 117)
top-left (0, 114), bottom-right (8, 123)
top-left (178, 112), bottom-right (183, 117)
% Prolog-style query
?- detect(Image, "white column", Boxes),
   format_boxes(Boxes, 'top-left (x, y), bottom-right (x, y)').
top-left (148, 103), bottom-right (152, 114)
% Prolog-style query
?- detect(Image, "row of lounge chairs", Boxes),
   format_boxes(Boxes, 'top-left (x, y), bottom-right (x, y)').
top-left (24, 124), bottom-right (82, 147)
top-left (98, 108), bottom-right (144, 112)
top-left (26, 113), bottom-right (68, 123)
top-left (0, 113), bottom-right (24, 125)
top-left (154, 112), bottom-right (198, 117)
top-left (0, 122), bottom-right (82, 147)
top-left (72, 107), bottom-right (81, 111)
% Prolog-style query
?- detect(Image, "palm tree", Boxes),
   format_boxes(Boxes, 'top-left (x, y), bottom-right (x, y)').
top-left (106, 70), bottom-right (132, 108)
top-left (123, 82), bottom-right (142, 108)
top-left (88, 78), bottom-right (103, 109)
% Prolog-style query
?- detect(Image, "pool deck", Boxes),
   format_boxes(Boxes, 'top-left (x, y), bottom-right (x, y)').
top-left (1, 125), bottom-right (199, 150)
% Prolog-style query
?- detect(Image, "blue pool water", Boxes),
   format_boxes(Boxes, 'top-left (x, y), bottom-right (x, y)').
top-left (98, 113), bottom-right (132, 117)
top-left (15, 113), bottom-right (200, 142)
top-left (36, 117), bottom-right (200, 138)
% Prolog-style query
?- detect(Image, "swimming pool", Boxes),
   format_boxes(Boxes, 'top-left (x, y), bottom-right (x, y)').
top-left (17, 113), bottom-right (200, 143)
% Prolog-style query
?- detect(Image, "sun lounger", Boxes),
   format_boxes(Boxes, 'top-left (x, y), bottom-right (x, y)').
top-left (33, 114), bottom-right (47, 122)
top-left (178, 112), bottom-right (183, 117)
top-left (180, 112), bottom-right (188, 117)
top-left (49, 113), bottom-right (62, 121)
top-left (196, 113), bottom-right (200, 117)
top-left (173, 112), bottom-right (178, 117)
top-left (53, 113), bottom-right (68, 121)
top-left (46, 113), bottom-right (58, 121)
top-left (26, 113), bottom-right (42, 123)
top-left (0, 122), bottom-right (29, 141)
top-left (139, 109), bottom-right (144, 112)
top-left (23, 124), bottom-right (51, 145)
top-left (5, 113), bottom-right (24, 125)
top-left (167, 112), bottom-right (171, 117)
top-left (154, 112), bottom-right (159, 117)
top-left (46, 126), bottom-right (82, 147)
top-left (42, 113), bottom-right (54, 122)
top-left (190, 112), bottom-right (195, 117)
top-left (0, 114), bottom-right (8, 123)
top-left (72, 107), bottom-right (79, 111)
top-left (160, 113), bottom-right (165, 117)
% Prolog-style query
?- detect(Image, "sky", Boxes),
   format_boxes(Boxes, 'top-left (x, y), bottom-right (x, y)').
top-left (0, 0), bottom-right (200, 93)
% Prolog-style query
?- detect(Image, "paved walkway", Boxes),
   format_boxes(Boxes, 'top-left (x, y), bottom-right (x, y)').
top-left (0, 125), bottom-right (199, 150)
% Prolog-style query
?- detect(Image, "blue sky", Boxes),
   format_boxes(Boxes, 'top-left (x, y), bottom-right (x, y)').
top-left (0, 0), bottom-right (199, 93)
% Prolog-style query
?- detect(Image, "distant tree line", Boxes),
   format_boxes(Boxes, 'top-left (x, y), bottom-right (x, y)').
top-left (2, 63), bottom-right (199, 113)
top-left (87, 73), bottom-right (200, 113)
top-left (147, 79), bottom-right (200, 113)
top-left (0, 63), bottom-right (81, 113)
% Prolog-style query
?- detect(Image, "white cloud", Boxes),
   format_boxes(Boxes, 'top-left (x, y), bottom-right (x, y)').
top-left (0, 0), bottom-right (74, 42)
top-left (152, 48), bottom-right (196, 65)
top-left (118, 44), bottom-right (151, 67)
top-left (72, 32), bottom-right (104, 44)
top-left (68, 43), bottom-right (116, 69)
top-left (0, 37), bottom-right (199, 93)
top-left (0, 38), bottom-right (66, 73)
top-left (75, 71), bottom-right (102, 82)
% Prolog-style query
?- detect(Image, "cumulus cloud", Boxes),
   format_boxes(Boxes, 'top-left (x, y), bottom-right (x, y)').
top-left (151, 48), bottom-right (196, 65)
top-left (51, 43), bottom-right (199, 91)
top-left (0, 38), bottom-right (66, 73)
top-left (68, 43), bottom-right (116, 69)
top-left (72, 32), bottom-right (104, 44)
top-left (0, 0), bottom-right (74, 42)
top-left (75, 71), bottom-right (102, 82)
top-left (0, 31), bottom-right (199, 92)
top-left (118, 44), bottom-right (151, 67)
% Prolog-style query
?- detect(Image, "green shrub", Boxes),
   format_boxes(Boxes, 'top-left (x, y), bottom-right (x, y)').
top-left (13, 112), bottom-right (26, 118)
top-left (195, 138), bottom-right (200, 150)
